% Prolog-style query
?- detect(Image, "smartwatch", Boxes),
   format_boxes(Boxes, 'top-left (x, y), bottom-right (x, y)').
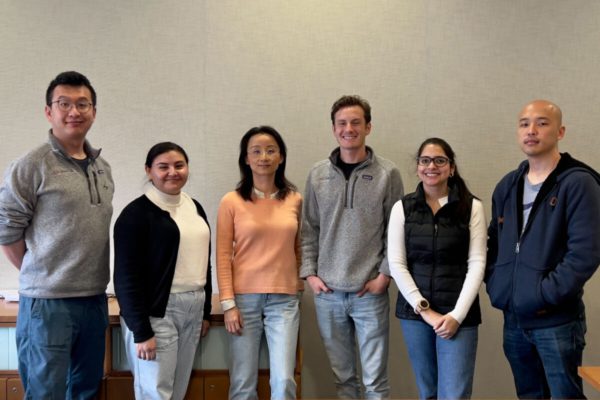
top-left (415, 299), bottom-right (430, 314)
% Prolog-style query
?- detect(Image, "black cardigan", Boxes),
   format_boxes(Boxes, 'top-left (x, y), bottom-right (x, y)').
top-left (113, 194), bottom-right (213, 343)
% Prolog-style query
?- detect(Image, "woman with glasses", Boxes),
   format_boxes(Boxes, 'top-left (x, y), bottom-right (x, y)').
top-left (217, 126), bottom-right (302, 399)
top-left (387, 138), bottom-right (486, 399)
top-left (114, 142), bottom-right (212, 400)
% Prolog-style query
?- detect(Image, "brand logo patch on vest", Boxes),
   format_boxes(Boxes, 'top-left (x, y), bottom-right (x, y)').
top-left (362, 174), bottom-right (373, 180)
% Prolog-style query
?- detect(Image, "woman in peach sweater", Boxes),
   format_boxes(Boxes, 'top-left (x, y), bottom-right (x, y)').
top-left (217, 126), bottom-right (302, 400)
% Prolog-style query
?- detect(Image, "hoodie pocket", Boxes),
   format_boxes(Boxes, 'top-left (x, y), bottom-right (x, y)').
top-left (486, 260), bottom-right (513, 310)
top-left (512, 260), bottom-right (547, 316)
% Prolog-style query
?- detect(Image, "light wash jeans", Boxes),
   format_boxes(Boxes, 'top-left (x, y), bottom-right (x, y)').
top-left (16, 294), bottom-right (108, 400)
top-left (121, 290), bottom-right (205, 400)
top-left (314, 291), bottom-right (390, 399)
top-left (228, 293), bottom-right (300, 400)
top-left (400, 319), bottom-right (478, 399)
top-left (503, 313), bottom-right (587, 399)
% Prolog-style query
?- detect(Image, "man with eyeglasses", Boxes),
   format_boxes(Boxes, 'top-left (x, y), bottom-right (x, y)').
top-left (486, 100), bottom-right (600, 399)
top-left (0, 71), bottom-right (114, 399)
top-left (301, 95), bottom-right (403, 398)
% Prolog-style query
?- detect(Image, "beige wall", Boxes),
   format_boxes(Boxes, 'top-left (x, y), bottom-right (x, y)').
top-left (0, 1), bottom-right (599, 398)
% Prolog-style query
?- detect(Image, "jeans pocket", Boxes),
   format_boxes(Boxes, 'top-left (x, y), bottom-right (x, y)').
top-left (573, 317), bottom-right (587, 349)
top-left (149, 316), bottom-right (178, 351)
top-left (30, 300), bottom-right (70, 347)
top-left (94, 295), bottom-right (109, 331)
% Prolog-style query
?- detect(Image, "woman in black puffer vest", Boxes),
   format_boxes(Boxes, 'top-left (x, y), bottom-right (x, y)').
top-left (388, 138), bottom-right (486, 400)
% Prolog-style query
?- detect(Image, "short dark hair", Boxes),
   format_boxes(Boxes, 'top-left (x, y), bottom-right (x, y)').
top-left (46, 71), bottom-right (97, 106)
top-left (145, 142), bottom-right (189, 169)
top-left (236, 125), bottom-right (296, 201)
top-left (416, 137), bottom-right (476, 219)
top-left (330, 95), bottom-right (371, 124)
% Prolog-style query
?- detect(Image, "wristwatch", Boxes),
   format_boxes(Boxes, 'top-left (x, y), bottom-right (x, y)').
top-left (415, 299), bottom-right (430, 314)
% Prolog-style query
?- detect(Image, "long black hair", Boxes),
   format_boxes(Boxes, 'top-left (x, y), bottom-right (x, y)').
top-left (417, 137), bottom-right (476, 219)
top-left (236, 126), bottom-right (296, 201)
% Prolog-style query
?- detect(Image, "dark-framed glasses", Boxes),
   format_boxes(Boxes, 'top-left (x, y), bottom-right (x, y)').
top-left (416, 156), bottom-right (450, 167)
top-left (51, 100), bottom-right (93, 113)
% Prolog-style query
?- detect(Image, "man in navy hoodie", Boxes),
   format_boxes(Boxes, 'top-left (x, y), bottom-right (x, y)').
top-left (486, 100), bottom-right (600, 399)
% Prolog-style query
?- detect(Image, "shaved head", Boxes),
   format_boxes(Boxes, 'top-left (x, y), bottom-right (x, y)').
top-left (517, 99), bottom-right (565, 159)
top-left (520, 100), bottom-right (562, 126)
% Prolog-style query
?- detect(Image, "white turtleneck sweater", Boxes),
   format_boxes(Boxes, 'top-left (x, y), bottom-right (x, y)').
top-left (145, 184), bottom-right (210, 293)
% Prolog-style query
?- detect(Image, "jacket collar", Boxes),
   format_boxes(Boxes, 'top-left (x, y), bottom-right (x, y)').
top-left (514, 152), bottom-right (600, 234)
top-left (414, 181), bottom-right (461, 204)
top-left (48, 130), bottom-right (101, 161)
top-left (515, 152), bottom-right (600, 187)
top-left (329, 146), bottom-right (374, 167)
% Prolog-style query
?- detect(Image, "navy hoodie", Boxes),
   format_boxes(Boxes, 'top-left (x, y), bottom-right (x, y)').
top-left (486, 153), bottom-right (600, 329)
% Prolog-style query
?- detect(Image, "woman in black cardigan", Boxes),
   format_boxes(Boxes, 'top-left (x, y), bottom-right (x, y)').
top-left (114, 142), bottom-right (212, 400)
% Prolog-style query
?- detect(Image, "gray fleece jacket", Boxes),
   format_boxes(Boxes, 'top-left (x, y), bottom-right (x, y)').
top-left (0, 131), bottom-right (114, 298)
top-left (300, 147), bottom-right (404, 291)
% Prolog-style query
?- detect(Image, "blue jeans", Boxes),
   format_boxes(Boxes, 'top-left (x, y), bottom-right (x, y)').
top-left (503, 314), bottom-right (587, 399)
top-left (16, 294), bottom-right (108, 400)
top-left (314, 291), bottom-right (390, 399)
top-left (228, 293), bottom-right (300, 400)
top-left (400, 319), bottom-right (478, 399)
top-left (121, 290), bottom-right (205, 400)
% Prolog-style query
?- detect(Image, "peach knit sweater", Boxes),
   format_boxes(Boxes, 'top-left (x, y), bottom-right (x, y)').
top-left (217, 190), bottom-right (302, 300)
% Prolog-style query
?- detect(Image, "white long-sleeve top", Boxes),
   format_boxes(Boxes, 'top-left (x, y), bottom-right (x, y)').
top-left (387, 196), bottom-right (487, 324)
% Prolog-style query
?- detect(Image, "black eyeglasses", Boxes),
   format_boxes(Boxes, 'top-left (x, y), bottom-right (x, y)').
top-left (416, 156), bottom-right (450, 167)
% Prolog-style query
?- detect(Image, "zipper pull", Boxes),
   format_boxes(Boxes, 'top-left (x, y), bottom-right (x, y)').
top-left (434, 224), bottom-right (438, 236)
top-left (515, 242), bottom-right (520, 254)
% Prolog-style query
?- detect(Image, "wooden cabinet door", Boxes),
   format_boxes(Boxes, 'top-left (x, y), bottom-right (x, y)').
top-left (105, 376), bottom-right (135, 400)
top-left (202, 373), bottom-right (272, 400)
top-left (0, 378), bottom-right (6, 400)
top-left (204, 375), bottom-right (229, 399)
top-left (184, 375), bottom-right (203, 400)
top-left (6, 378), bottom-right (23, 400)
top-left (257, 374), bottom-right (271, 399)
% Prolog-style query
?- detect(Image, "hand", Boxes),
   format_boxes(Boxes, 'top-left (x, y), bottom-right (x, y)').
top-left (306, 275), bottom-right (332, 295)
top-left (201, 320), bottom-right (210, 337)
top-left (419, 309), bottom-right (444, 329)
top-left (1, 239), bottom-right (26, 269)
top-left (136, 337), bottom-right (157, 360)
top-left (224, 307), bottom-right (244, 335)
top-left (433, 314), bottom-right (460, 339)
top-left (357, 273), bottom-right (390, 297)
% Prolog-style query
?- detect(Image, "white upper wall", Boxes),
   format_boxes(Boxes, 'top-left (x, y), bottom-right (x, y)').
top-left (0, 1), bottom-right (599, 398)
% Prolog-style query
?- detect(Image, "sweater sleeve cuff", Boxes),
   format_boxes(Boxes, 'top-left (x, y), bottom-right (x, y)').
top-left (448, 309), bottom-right (466, 325)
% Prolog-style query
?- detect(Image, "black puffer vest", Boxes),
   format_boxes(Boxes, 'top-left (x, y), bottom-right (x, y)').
top-left (395, 183), bottom-right (481, 326)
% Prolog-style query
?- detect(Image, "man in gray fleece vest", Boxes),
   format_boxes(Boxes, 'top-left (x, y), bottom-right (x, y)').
top-left (301, 95), bottom-right (403, 398)
top-left (0, 71), bottom-right (114, 399)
